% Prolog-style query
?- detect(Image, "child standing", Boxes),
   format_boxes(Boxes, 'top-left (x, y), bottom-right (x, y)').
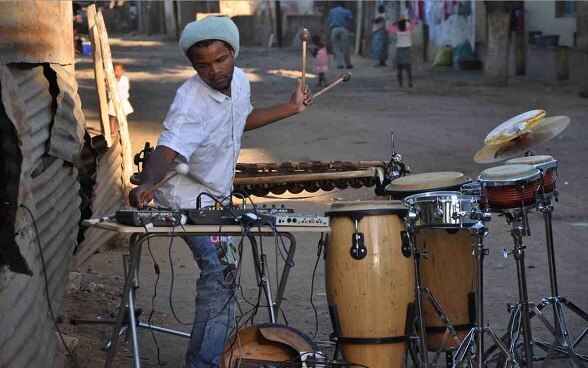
top-left (388, 17), bottom-right (416, 87)
top-left (310, 35), bottom-right (329, 87)
top-left (108, 63), bottom-right (134, 136)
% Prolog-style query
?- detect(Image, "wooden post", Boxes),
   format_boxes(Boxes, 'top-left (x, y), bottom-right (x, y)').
top-left (94, 10), bottom-right (133, 206)
top-left (87, 4), bottom-right (112, 146)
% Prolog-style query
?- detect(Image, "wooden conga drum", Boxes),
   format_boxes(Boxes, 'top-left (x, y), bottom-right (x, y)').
top-left (417, 229), bottom-right (476, 350)
top-left (325, 201), bottom-right (414, 368)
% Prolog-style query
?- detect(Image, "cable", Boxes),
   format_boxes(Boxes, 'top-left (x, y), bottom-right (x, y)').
top-left (167, 226), bottom-right (192, 326)
top-left (309, 233), bottom-right (324, 339)
top-left (19, 204), bottom-right (82, 368)
top-left (144, 224), bottom-right (166, 367)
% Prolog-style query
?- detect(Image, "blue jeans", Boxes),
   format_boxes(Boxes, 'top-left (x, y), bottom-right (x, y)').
top-left (331, 26), bottom-right (351, 67)
top-left (183, 235), bottom-right (238, 367)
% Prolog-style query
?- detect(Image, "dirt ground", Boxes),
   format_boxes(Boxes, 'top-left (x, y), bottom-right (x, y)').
top-left (59, 36), bottom-right (588, 367)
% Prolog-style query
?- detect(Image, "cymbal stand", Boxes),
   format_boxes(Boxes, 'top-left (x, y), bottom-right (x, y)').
top-left (453, 209), bottom-right (515, 368)
top-left (531, 193), bottom-right (588, 366)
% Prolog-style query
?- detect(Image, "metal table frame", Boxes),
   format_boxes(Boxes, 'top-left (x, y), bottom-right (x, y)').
top-left (83, 222), bottom-right (327, 368)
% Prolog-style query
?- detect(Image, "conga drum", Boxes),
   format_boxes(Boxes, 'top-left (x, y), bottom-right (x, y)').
top-left (385, 172), bottom-right (471, 200)
top-left (404, 192), bottom-right (480, 351)
top-left (325, 201), bottom-right (413, 368)
top-left (505, 155), bottom-right (558, 198)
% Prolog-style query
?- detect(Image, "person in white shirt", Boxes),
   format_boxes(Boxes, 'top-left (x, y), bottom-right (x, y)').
top-left (108, 63), bottom-right (134, 136)
top-left (388, 17), bottom-right (416, 87)
top-left (129, 17), bottom-right (312, 368)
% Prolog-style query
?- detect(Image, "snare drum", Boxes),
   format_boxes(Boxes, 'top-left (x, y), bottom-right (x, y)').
top-left (505, 155), bottom-right (558, 197)
top-left (479, 164), bottom-right (541, 211)
top-left (386, 172), bottom-right (471, 199)
top-left (405, 191), bottom-right (480, 228)
top-left (325, 201), bottom-right (414, 368)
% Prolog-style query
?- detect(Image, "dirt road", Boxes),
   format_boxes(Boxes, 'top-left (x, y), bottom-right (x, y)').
top-left (61, 36), bottom-right (588, 367)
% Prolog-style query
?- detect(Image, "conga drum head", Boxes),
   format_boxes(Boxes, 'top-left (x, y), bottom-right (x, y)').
top-left (479, 164), bottom-right (541, 211)
top-left (385, 172), bottom-right (471, 199)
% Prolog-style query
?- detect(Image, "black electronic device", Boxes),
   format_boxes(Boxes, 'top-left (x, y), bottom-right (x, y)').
top-left (115, 209), bottom-right (184, 227)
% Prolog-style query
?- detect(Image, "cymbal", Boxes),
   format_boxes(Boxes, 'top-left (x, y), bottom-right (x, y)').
top-left (484, 109), bottom-right (546, 146)
top-left (474, 115), bottom-right (570, 163)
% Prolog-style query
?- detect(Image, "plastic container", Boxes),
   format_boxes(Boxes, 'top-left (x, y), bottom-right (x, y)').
top-left (82, 41), bottom-right (92, 56)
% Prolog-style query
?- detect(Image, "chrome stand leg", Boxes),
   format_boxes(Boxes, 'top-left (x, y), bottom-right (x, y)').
top-left (511, 223), bottom-right (534, 368)
top-left (453, 221), bottom-right (516, 368)
top-left (406, 221), bottom-right (430, 368)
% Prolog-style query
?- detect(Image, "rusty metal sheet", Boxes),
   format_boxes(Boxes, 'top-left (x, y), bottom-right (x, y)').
top-left (48, 64), bottom-right (86, 163)
top-left (0, 1), bottom-right (74, 64)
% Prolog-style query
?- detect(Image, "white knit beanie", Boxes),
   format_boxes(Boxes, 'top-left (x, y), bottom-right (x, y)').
top-left (179, 16), bottom-right (240, 59)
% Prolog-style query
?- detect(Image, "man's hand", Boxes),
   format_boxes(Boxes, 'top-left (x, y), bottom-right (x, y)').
top-left (129, 183), bottom-right (154, 208)
top-left (289, 79), bottom-right (313, 113)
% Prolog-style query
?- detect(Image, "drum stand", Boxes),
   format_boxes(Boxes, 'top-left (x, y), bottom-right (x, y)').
top-left (530, 195), bottom-right (587, 366)
top-left (406, 218), bottom-right (431, 368)
top-left (452, 212), bottom-right (515, 368)
top-left (533, 197), bottom-right (588, 365)
top-left (489, 199), bottom-right (588, 368)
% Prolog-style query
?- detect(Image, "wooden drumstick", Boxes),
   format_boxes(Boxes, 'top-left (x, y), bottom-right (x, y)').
top-left (144, 163), bottom-right (189, 200)
top-left (300, 29), bottom-right (310, 90)
top-left (313, 73), bottom-right (351, 99)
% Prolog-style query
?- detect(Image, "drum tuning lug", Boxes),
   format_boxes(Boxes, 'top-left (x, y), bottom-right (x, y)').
top-left (433, 207), bottom-right (444, 220)
top-left (452, 211), bottom-right (465, 220)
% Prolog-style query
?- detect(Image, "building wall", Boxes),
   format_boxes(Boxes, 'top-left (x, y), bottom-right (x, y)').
top-left (525, 1), bottom-right (576, 46)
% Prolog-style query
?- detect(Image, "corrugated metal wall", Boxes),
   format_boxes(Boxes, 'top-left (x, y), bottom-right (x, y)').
top-left (0, 2), bottom-right (84, 367)
top-left (74, 139), bottom-right (124, 269)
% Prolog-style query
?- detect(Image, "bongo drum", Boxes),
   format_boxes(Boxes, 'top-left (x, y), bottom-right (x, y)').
top-left (386, 172), bottom-right (471, 200)
top-left (404, 192), bottom-right (479, 350)
top-left (505, 155), bottom-right (558, 197)
top-left (479, 164), bottom-right (541, 212)
top-left (325, 201), bottom-right (413, 368)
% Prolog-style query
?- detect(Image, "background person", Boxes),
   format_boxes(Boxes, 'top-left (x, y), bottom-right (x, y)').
top-left (328, 2), bottom-right (353, 69)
